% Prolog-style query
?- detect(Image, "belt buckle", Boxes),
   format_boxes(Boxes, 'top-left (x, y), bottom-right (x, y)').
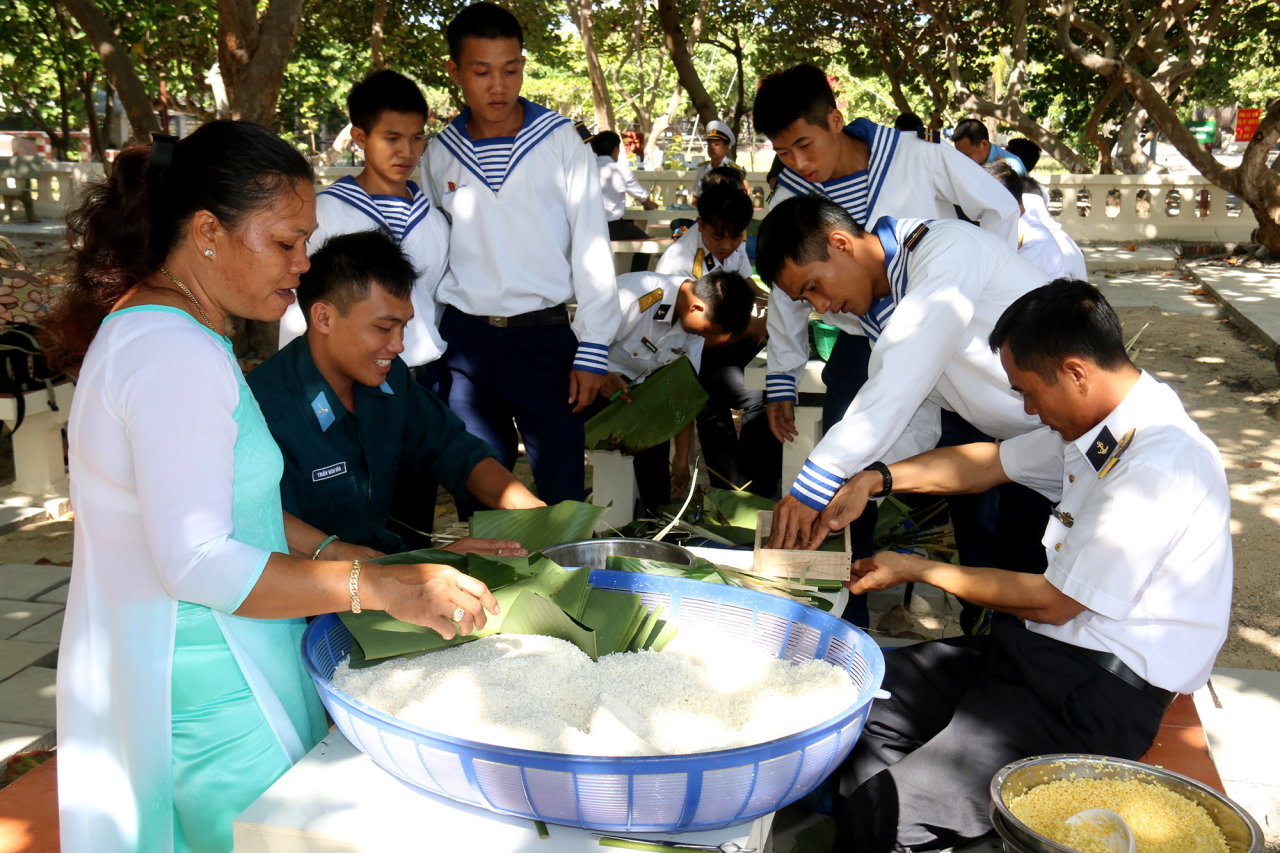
top-left (489, 316), bottom-right (508, 328)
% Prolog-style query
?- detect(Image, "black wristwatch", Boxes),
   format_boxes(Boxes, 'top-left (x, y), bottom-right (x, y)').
top-left (864, 461), bottom-right (892, 498)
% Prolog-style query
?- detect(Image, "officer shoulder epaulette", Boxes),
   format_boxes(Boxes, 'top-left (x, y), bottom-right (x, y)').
top-left (637, 288), bottom-right (664, 312)
top-left (903, 223), bottom-right (931, 251)
top-left (916, 128), bottom-right (941, 143)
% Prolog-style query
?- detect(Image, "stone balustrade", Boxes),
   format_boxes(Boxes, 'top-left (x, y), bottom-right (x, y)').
top-left (5, 161), bottom-right (1258, 245)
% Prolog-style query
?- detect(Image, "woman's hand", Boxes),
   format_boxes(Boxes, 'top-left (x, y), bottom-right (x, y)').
top-left (367, 563), bottom-right (501, 641)
top-left (441, 537), bottom-right (528, 558)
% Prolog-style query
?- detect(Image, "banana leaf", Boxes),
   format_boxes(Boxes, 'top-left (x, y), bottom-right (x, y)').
top-left (338, 558), bottom-right (585, 661)
top-left (470, 501), bottom-right (605, 552)
top-left (585, 356), bottom-right (709, 453)
top-left (501, 591), bottom-right (598, 660)
top-left (704, 487), bottom-right (774, 528)
top-left (581, 587), bottom-right (648, 657)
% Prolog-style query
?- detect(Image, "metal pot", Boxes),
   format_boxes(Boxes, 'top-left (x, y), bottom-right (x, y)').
top-left (540, 538), bottom-right (696, 569)
top-left (989, 754), bottom-right (1264, 853)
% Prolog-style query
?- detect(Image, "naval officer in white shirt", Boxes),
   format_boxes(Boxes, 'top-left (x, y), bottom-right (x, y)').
top-left (826, 280), bottom-right (1232, 852)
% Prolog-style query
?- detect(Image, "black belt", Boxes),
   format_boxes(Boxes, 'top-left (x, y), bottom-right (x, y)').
top-left (1072, 646), bottom-right (1178, 707)
top-left (458, 304), bottom-right (570, 328)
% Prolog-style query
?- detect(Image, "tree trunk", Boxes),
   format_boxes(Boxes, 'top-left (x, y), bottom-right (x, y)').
top-left (567, 0), bottom-right (615, 130)
top-left (371, 0), bottom-right (388, 72)
top-left (217, 0), bottom-right (303, 127)
top-left (656, 0), bottom-right (717, 126)
top-left (1056, 4), bottom-right (1280, 253)
top-left (79, 69), bottom-right (108, 167)
top-left (101, 77), bottom-right (117, 148)
top-left (646, 83), bottom-right (684, 171)
top-left (1112, 103), bottom-right (1152, 174)
top-left (55, 0), bottom-right (160, 144)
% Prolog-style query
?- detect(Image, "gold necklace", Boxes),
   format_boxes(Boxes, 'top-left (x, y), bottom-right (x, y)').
top-left (157, 266), bottom-right (216, 332)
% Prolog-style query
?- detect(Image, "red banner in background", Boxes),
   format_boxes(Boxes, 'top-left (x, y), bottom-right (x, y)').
top-left (1235, 108), bottom-right (1261, 142)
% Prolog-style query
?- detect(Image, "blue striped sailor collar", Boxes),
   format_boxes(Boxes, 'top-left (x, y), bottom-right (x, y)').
top-left (322, 175), bottom-right (433, 238)
top-left (858, 215), bottom-right (932, 343)
top-left (284, 335), bottom-right (395, 433)
top-left (437, 98), bottom-right (572, 192)
top-left (774, 118), bottom-right (901, 226)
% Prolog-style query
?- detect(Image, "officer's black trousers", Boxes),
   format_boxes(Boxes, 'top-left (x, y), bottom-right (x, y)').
top-left (833, 621), bottom-right (1165, 852)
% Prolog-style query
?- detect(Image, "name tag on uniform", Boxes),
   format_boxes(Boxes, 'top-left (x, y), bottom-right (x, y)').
top-left (312, 462), bottom-right (349, 482)
top-left (641, 336), bottom-right (658, 353)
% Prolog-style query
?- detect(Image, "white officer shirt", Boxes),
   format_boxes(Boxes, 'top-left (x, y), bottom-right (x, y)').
top-left (790, 218), bottom-right (1049, 509)
top-left (598, 155), bottom-right (649, 221)
top-left (279, 177), bottom-right (449, 367)
top-left (693, 156), bottom-right (737, 199)
top-left (426, 99), bottom-right (619, 375)
top-left (1019, 192), bottom-right (1087, 280)
top-left (999, 371), bottom-right (1232, 694)
top-left (609, 271), bottom-right (704, 382)
top-left (654, 223), bottom-right (753, 280)
top-left (764, 119), bottom-right (1020, 402)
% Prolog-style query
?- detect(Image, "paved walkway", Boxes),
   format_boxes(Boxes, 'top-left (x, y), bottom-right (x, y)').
top-left (1, 238), bottom-right (1278, 843)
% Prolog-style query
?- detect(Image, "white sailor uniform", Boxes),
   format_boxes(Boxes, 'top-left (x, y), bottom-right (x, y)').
top-left (837, 370), bottom-right (1232, 851)
top-left (763, 119), bottom-right (1020, 404)
top-left (426, 99), bottom-right (619, 504)
top-left (278, 176), bottom-right (449, 368)
top-left (654, 223), bottom-right (753, 280)
top-left (1019, 191), bottom-right (1087, 280)
top-left (789, 217), bottom-right (1049, 511)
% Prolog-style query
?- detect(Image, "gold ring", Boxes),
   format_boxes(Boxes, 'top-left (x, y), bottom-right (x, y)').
top-left (451, 607), bottom-right (466, 623)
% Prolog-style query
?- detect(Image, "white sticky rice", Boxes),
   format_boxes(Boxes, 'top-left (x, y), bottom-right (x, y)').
top-left (333, 625), bottom-right (858, 756)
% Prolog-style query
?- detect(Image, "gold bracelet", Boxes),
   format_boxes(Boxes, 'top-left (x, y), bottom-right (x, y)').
top-left (348, 560), bottom-right (363, 614)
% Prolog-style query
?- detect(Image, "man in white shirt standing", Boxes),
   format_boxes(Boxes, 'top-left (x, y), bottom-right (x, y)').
top-left (824, 281), bottom-right (1232, 852)
top-left (592, 129), bottom-right (657, 241)
top-left (426, 2), bottom-right (619, 507)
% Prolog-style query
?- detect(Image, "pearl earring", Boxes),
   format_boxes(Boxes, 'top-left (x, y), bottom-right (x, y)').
top-left (203, 249), bottom-right (214, 257)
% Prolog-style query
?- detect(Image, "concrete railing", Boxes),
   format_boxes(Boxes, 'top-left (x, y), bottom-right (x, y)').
top-left (6, 162), bottom-right (1257, 245)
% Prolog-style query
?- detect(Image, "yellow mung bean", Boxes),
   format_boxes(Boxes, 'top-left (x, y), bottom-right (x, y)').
top-left (1008, 777), bottom-right (1229, 853)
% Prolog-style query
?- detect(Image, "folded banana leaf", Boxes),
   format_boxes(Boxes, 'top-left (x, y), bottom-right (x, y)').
top-left (585, 356), bottom-right (709, 453)
top-left (339, 554), bottom-right (582, 661)
top-left (470, 501), bottom-right (605, 552)
top-left (339, 548), bottom-right (671, 664)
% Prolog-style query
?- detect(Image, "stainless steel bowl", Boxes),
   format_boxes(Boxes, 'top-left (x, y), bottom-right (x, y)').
top-left (989, 753), bottom-right (1264, 853)
top-left (540, 538), bottom-right (695, 569)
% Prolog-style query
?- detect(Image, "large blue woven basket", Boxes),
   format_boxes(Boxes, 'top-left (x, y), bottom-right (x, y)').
top-left (302, 569), bottom-right (884, 833)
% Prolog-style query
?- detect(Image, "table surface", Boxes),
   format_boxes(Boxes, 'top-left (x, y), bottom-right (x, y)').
top-left (234, 732), bottom-right (773, 853)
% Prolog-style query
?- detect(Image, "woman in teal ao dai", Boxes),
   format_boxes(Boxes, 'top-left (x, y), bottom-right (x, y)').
top-left (47, 121), bottom-right (500, 853)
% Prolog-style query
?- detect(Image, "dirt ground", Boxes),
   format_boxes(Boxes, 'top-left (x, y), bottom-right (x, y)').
top-left (2, 248), bottom-right (1278, 670)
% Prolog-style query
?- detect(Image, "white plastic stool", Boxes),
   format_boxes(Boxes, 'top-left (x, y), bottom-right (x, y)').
top-left (585, 449), bottom-right (636, 531)
top-left (0, 381), bottom-right (73, 496)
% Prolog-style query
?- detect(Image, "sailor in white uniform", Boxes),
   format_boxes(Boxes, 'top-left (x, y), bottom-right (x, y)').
top-left (985, 160), bottom-right (1087, 280)
top-left (426, 3), bottom-right (619, 507)
top-left (755, 196), bottom-right (1052, 550)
